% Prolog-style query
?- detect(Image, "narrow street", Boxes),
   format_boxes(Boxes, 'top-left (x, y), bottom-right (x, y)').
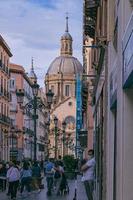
top-left (0, 176), bottom-right (88, 200)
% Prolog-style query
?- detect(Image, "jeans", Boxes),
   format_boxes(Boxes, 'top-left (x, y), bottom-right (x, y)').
top-left (84, 180), bottom-right (94, 200)
top-left (46, 177), bottom-right (53, 193)
top-left (20, 177), bottom-right (31, 193)
top-left (9, 180), bottom-right (19, 199)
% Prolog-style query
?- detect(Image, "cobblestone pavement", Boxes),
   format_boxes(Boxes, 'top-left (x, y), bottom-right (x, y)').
top-left (0, 176), bottom-right (87, 200)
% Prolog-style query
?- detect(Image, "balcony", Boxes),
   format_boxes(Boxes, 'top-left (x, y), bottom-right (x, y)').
top-left (84, 0), bottom-right (100, 38)
top-left (0, 87), bottom-right (10, 100)
top-left (0, 60), bottom-right (10, 76)
top-left (22, 126), bottom-right (34, 136)
top-left (82, 81), bottom-right (88, 110)
top-left (0, 114), bottom-right (11, 125)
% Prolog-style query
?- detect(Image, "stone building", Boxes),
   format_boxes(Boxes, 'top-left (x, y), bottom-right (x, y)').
top-left (45, 17), bottom-right (82, 158)
top-left (0, 35), bottom-right (12, 161)
top-left (83, 0), bottom-right (107, 199)
top-left (9, 62), bottom-right (48, 161)
top-left (107, 1), bottom-right (133, 200)
top-left (83, 0), bottom-right (133, 200)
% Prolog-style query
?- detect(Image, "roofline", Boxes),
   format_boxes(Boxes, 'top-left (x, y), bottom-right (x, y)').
top-left (9, 63), bottom-right (33, 86)
top-left (0, 35), bottom-right (12, 57)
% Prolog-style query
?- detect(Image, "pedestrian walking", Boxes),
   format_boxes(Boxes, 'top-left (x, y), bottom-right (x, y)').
top-left (6, 161), bottom-right (20, 200)
top-left (44, 159), bottom-right (48, 175)
top-left (31, 161), bottom-right (41, 192)
top-left (81, 149), bottom-right (95, 200)
top-left (20, 161), bottom-right (32, 195)
top-left (0, 162), bottom-right (7, 191)
top-left (45, 159), bottom-right (54, 196)
top-left (54, 161), bottom-right (64, 195)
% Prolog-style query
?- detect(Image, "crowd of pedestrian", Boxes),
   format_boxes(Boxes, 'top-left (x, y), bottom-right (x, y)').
top-left (0, 151), bottom-right (95, 200)
top-left (0, 156), bottom-right (68, 199)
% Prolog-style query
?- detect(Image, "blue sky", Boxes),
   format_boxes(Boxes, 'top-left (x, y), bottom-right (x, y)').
top-left (0, 0), bottom-right (83, 86)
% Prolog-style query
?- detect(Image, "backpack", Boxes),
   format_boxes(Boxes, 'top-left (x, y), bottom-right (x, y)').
top-left (54, 170), bottom-right (61, 179)
top-left (46, 162), bottom-right (53, 173)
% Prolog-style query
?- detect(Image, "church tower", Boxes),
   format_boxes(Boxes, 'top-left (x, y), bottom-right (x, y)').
top-left (44, 16), bottom-right (82, 158)
top-left (29, 57), bottom-right (37, 83)
top-left (60, 16), bottom-right (73, 56)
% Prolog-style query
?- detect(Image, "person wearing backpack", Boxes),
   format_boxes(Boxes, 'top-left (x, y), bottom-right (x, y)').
top-left (45, 159), bottom-right (54, 196)
top-left (6, 161), bottom-right (20, 200)
top-left (31, 161), bottom-right (41, 192)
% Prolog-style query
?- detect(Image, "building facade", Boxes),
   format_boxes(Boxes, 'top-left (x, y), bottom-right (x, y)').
top-left (107, 1), bottom-right (133, 200)
top-left (0, 35), bottom-right (12, 161)
top-left (45, 17), bottom-right (82, 158)
top-left (83, 0), bottom-right (133, 200)
top-left (83, 0), bottom-right (107, 199)
top-left (10, 63), bottom-right (48, 161)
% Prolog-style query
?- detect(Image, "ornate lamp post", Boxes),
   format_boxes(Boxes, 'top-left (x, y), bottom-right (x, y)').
top-left (16, 81), bottom-right (54, 161)
top-left (45, 121), bottom-right (50, 158)
top-left (62, 121), bottom-right (66, 158)
top-left (54, 116), bottom-right (58, 159)
top-left (10, 126), bottom-right (15, 161)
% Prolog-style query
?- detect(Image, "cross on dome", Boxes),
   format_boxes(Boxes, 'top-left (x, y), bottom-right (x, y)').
top-left (65, 12), bottom-right (69, 32)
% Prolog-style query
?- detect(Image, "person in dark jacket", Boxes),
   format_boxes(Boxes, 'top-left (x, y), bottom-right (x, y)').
top-left (32, 161), bottom-right (41, 192)
top-left (0, 162), bottom-right (7, 191)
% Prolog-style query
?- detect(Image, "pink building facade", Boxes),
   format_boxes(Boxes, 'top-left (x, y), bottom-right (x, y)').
top-left (0, 35), bottom-right (12, 161)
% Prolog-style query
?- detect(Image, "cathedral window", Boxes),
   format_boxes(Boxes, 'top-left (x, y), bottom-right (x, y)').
top-left (51, 85), bottom-right (54, 93)
top-left (65, 85), bottom-right (70, 96)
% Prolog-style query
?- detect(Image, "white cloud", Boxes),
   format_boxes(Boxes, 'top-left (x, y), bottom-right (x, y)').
top-left (0, 0), bottom-right (83, 86)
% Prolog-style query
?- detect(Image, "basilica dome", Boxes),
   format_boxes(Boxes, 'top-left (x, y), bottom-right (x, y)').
top-left (47, 55), bottom-right (82, 75)
top-left (47, 16), bottom-right (82, 75)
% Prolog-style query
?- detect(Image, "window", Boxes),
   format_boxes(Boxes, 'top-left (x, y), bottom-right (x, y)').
top-left (10, 79), bottom-right (15, 89)
top-left (4, 104), bottom-right (6, 116)
top-left (65, 85), bottom-right (70, 96)
top-left (51, 85), bottom-right (54, 93)
top-left (68, 101), bottom-right (72, 106)
top-left (113, 18), bottom-right (118, 51)
top-left (1, 103), bottom-right (3, 114)
top-left (1, 76), bottom-right (3, 93)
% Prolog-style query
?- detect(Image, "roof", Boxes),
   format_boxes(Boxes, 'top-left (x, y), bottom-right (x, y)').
top-left (47, 55), bottom-right (82, 75)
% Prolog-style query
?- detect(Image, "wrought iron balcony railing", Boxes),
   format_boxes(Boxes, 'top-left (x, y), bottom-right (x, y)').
top-left (0, 114), bottom-right (11, 125)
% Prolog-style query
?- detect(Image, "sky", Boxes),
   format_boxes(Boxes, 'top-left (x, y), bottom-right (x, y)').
top-left (0, 0), bottom-right (83, 86)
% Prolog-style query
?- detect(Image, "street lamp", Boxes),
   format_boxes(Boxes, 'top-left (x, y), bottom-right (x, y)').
top-left (46, 89), bottom-right (54, 108)
top-left (45, 121), bottom-right (50, 158)
top-left (54, 116), bottom-right (58, 159)
top-left (10, 126), bottom-right (15, 161)
top-left (32, 81), bottom-right (39, 96)
top-left (3, 129), bottom-right (8, 161)
top-left (62, 121), bottom-right (66, 158)
top-left (16, 81), bottom-right (54, 161)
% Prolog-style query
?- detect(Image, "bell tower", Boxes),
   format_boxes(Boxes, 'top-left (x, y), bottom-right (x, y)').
top-left (60, 15), bottom-right (73, 56)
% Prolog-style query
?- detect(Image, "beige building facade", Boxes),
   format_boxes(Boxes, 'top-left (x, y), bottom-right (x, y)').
top-left (107, 1), bottom-right (133, 200)
top-left (83, 0), bottom-right (133, 200)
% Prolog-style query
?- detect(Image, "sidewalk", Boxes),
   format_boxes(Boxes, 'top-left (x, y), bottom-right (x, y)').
top-left (0, 175), bottom-right (88, 200)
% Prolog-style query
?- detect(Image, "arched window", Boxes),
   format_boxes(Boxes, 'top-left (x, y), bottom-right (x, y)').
top-left (65, 85), bottom-right (70, 96)
top-left (65, 43), bottom-right (68, 51)
top-left (51, 85), bottom-right (54, 93)
top-left (64, 116), bottom-right (76, 130)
